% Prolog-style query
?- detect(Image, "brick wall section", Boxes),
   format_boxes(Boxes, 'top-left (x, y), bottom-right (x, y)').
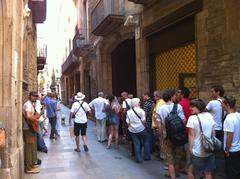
top-left (196, 0), bottom-right (240, 108)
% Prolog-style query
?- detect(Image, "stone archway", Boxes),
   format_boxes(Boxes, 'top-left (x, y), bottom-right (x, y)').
top-left (96, 27), bottom-right (135, 94)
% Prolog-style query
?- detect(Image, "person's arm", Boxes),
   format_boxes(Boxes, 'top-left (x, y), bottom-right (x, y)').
top-left (25, 111), bottom-right (39, 122)
top-left (225, 132), bottom-right (234, 157)
top-left (186, 116), bottom-right (195, 155)
top-left (156, 113), bottom-right (162, 136)
top-left (178, 105), bottom-right (186, 122)
top-left (188, 128), bottom-right (194, 155)
top-left (205, 102), bottom-right (212, 112)
top-left (69, 112), bottom-right (73, 126)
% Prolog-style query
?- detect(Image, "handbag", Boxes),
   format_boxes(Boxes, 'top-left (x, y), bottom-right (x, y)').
top-left (196, 115), bottom-right (222, 153)
top-left (0, 125), bottom-right (6, 148)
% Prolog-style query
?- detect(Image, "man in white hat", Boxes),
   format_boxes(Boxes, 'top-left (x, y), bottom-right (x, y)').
top-left (69, 92), bottom-right (91, 152)
top-left (89, 92), bottom-right (109, 142)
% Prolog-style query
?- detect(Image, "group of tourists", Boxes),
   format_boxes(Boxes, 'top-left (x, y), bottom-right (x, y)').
top-left (69, 86), bottom-right (240, 179)
top-left (22, 85), bottom-right (240, 179)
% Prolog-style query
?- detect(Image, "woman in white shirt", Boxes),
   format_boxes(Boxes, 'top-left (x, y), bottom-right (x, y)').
top-left (187, 99), bottom-right (216, 179)
top-left (126, 98), bottom-right (150, 163)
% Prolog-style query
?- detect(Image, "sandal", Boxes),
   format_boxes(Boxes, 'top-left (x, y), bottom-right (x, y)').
top-left (74, 148), bottom-right (80, 152)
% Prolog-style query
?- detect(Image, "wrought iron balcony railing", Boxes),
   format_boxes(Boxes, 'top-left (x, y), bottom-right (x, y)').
top-left (37, 44), bottom-right (47, 65)
top-left (72, 29), bottom-right (93, 57)
top-left (62, 52), bottom-right (80, 75)
top-left (91, 0), bottom-right (124, 36)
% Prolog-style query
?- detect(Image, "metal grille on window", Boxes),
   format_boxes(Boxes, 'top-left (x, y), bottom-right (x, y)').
top-left (154, 43), bottom-right (197, 99)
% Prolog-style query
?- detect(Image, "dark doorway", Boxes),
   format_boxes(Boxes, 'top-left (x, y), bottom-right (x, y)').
top-left (111, 38), bottom-right (136, 97)
top-left (75, 72), bottom-right (80, 92)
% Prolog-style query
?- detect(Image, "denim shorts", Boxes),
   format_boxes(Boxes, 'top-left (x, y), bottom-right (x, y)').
top-left (191, 154), bottom-right (216, 174)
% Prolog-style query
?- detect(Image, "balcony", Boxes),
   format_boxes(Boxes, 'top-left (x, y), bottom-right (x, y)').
top-left (128, 0), bottom-right (156, 5)
top-left (62, 52), bottom-right (80, 75)
top-left (37, 64), bottom-right (45, 71)
top-left (37, 44), bottom-right (47, 65)
top-left (91, 0), bottom-right (124, 36)
top-left (72, 29), bottom-right (93, 57)
top-left (28, 0), bottom-right (47, 24)
top-left (37, 43), bottom-right (47, 71)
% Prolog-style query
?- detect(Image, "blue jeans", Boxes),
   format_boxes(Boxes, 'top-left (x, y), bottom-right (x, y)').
top-left (130, 130), bottom-right (151, 162)
top-left (49, 116), bottom-right (58, 138)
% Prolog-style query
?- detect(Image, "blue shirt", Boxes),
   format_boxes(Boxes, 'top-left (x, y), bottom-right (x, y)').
top-left (45, 96), bottom-right (57, 118)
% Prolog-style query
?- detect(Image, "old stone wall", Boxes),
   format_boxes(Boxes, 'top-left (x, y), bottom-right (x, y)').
top-left (0, 0), bottom-right (37, 178)
top-left (0, 0), bottom-right (24, 179)
top-left (22, 18), bottom-right (38, 103)
top-left (197, 0), bottom-right (240, 107)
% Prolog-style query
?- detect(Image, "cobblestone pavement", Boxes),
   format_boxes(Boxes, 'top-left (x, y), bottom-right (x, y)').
top-left (24, 104), bottom-right (224, 179)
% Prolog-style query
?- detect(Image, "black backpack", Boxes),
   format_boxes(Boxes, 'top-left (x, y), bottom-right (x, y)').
top-left (165, 104), bottom-right (187, 146)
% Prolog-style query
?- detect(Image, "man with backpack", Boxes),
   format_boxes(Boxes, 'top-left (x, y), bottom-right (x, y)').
top-left (156, 89), bottom-right (186, 179)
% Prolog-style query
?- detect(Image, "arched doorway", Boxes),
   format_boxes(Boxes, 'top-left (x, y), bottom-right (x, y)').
top-left (111, 38), bottom-right (136, 96)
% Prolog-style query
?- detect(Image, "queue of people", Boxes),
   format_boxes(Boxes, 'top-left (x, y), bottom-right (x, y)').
top-left (22, 85), bottom-right (240, 179)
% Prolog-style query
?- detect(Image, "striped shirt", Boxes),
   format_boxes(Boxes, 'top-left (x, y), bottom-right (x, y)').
top-left (143, 98), bottom-right (154, 128)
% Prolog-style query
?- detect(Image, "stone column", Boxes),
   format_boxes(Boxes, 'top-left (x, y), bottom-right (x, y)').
top-left (135, 34), bottom-right (149, 96)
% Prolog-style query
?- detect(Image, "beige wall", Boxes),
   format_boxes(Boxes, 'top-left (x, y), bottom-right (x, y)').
top-left (197, 0), bottom-right (240, 107)
top-left (136, 0), bottom-right (240, 108)
top-left (0, 0), bottom-right (24, 179)
top-left (0, 0), bottom-right (38, 178)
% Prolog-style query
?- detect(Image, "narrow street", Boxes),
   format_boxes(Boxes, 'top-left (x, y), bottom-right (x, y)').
top-left (24, 104), bottom-right (187, 179)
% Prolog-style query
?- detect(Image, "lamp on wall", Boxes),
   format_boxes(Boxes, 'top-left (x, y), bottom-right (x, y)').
top-left (124, 15), bottom-right (139, 26)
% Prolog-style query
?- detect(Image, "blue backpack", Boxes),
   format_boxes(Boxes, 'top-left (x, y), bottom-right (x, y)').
top-left (165, 104), bottom-right (188, 146)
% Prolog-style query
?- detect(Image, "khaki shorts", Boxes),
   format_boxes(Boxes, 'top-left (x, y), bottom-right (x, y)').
top-left (162, 139), bottom-right (184, 165)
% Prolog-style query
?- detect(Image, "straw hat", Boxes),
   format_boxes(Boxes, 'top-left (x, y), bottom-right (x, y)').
top-left (75, 92), bottom-right (85, 101)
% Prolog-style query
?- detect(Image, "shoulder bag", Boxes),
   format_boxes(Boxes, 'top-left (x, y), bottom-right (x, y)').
top-left (196, 114), bottom-right (222, 153)
top-left (72, 101), bottom-right (84, 119)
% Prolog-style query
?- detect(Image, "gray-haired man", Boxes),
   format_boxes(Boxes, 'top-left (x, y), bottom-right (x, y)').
top-left (89, 92), bottom-right (109, 142)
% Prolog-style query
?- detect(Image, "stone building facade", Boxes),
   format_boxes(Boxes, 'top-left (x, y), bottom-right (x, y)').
top-left (131, 0), bottom-right (240, 107)
top-left (62, 0), bottom-right (240, 108)
top-left (0, 0), bottom-right (46, 178)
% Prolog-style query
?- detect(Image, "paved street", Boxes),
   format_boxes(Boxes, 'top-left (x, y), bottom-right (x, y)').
top-left (24, 105), bottom-right (226, 179)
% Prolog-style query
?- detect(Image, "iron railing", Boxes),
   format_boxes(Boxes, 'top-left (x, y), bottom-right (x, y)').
top-left (62, 52), bottom-right (80, 74)
top-left (73, 28), bottom-right (89, 49)
top-left (91, 0), bottom-right (124, 32)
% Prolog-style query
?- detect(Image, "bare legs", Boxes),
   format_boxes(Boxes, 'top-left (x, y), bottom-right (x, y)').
top-left (75, 135), bottom-right (87, 151)
top-left (107, 125), bottom-right (119, 148)
top-left (75, 136), bottom-right (80, 151)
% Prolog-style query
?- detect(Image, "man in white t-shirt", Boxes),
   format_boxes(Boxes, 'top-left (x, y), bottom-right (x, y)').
top-left (156, 89), bottom-right (185, 178)
top-left (69, 92), bottom-right (91, 152)
top-left (89, 92), bottom-right (108, 142)
top-left (23, 91), bottom-right (40, 174)
top-left (222, 96), bottom-right (240, 179)
top-left (206, 85), bottom-right (225, 140)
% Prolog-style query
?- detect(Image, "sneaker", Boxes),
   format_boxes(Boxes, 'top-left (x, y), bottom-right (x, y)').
top-left (83, 145), bottom-right (89, 152)
top-left (25, 168), bottom-right (40, 174)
